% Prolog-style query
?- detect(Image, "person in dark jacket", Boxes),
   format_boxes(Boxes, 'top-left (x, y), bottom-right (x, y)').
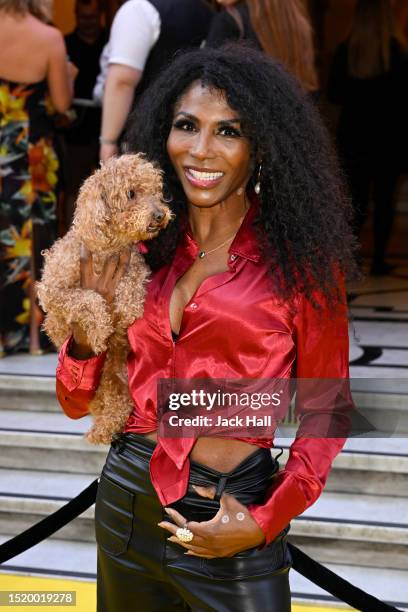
top-left (63, 0), bottom-right (108, 230)
top-left (328, 0), bottom-right (408, 276)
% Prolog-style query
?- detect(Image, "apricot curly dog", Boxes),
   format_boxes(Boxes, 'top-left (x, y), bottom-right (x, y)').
top-left (37, 154), bottom-right (172, 444)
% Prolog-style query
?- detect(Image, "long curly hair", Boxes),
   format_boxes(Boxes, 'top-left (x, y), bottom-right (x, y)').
top-left (124, 44), bottom-right (359, 307)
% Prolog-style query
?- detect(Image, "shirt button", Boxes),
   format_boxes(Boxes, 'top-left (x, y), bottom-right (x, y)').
top-left (190, 302), bottom-right (198, 310)
top-left (230, 254), bottom-right (237, 261)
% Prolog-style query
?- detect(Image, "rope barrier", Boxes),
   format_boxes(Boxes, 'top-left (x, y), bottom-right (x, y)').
top-left (288, 543), bottom-right (400, 612)
top-left (0, 480), bottom-right (401, 612)
top-left (0, 479), bottom-right (98, 564)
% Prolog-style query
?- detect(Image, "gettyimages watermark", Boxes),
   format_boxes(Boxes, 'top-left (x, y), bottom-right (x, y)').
top-left (156, 377), bottom-right (405, 439)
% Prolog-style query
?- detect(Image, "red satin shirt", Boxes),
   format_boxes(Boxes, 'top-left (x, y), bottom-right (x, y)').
top-left (56, 200), bottom-right (350, 545)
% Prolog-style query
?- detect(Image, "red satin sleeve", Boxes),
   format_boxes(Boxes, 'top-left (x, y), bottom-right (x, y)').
top-left (248, 283), bottom-right (351, 545)
top-left (56, 335), bottom-right (107, 419)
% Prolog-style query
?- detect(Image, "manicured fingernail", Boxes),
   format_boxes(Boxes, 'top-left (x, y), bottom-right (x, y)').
top-left (164, 507), bottom-right (172, 514)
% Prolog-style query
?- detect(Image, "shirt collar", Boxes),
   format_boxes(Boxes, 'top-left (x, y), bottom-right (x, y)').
top-left (229, 193), bottom-right (261, 263)
top-left (182, 193), bottom-right (261, 264)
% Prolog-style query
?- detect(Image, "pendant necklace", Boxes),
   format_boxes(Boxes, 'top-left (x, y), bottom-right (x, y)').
top-left (197, 233), bottom-right (236, 259)
top-left (196, 194), bottom-right (248, 259)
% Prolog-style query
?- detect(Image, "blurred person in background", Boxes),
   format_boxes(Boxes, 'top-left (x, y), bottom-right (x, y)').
top-left (65, 0), bottom-right (107, 103)
top-left (393, 0), bottom-right (408, 47)
top-left (0, 0), bottom-right (76, 356)
top-left (92, 0), bottom-right (127, 109)
top-left (328, 0), bottom-right (408, 276)
top-left (206, 0), bottom-right (319, 93)
top-left (102, 0), bottom-right (125, 27)
top-left (95, 0), bottom-right (214, 163)
top-left (63, 0), bottom-right (108, 229)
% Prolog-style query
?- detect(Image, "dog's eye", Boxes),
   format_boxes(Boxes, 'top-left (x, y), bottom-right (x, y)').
top-left (127, 189), bottom-right (135, 200)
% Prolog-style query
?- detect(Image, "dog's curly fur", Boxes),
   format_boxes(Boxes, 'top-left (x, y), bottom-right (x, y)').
top-left (37, 154), bottom-right (171, 444)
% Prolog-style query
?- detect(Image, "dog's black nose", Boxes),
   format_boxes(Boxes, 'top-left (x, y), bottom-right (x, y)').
top-left (153, 211), bottom-right (165, 223)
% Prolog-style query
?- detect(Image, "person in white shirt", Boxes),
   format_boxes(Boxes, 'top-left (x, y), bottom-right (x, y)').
top-left (95, 0), bottom-right (161, 162)
top-left (96, 0), bottom-right (214, 162)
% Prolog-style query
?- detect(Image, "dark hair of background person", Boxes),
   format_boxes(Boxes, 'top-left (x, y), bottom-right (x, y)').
top-left (125, 45), bottom-right (358, 307)
top-left (348, 0), bottom-right (401, 78)
top-left (75, 0), bottom-right (104, 16)
top-left (246, 0), bottom-right (319, 91)
top-left (76, 0), bottom-right (102, 7)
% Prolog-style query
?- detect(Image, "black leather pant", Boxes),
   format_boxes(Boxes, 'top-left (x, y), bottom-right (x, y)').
top-left (95, 433), bottom-right (292, 612)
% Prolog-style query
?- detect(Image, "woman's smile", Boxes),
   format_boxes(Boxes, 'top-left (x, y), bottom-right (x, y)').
top-left (184, 166), bottom-right (225, 189)
top-left (167, 82), bottom-right (253, 207)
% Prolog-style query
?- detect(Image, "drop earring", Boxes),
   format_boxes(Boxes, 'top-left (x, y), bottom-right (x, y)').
top-left (254, 163), bottom-right (262, 195)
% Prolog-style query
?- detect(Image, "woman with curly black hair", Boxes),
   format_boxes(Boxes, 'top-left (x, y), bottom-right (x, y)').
top-left (56, 45), bottom-right (357, 610)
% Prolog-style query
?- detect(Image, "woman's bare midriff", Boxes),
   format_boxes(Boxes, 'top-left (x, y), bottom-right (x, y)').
top-left (142, 431), bottom-right (259, 472)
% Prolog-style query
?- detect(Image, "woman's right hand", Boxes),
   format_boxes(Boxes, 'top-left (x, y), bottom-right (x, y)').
top-left (70, 245), bottom-right (131, 359)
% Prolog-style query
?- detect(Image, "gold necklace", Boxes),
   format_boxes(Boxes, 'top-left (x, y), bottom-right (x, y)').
top-left (196, 195), bottom-right (248, 259)
top-left (197, 232), bottom-right (236, 259)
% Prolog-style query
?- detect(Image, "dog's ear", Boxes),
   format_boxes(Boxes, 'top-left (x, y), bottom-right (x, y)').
top-left (73, 182), bottom-right (111, 250)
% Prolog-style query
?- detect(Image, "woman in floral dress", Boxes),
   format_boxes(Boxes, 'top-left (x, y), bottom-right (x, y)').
top-left (0, 0), bottom-right (75, 355)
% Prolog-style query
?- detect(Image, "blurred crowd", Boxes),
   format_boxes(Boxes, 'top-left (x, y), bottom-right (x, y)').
top-left (1, 0), bottom-right (408, 355)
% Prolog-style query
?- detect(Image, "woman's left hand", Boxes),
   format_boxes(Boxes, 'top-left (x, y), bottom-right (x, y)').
top-left (158, 485), bottom-right (265, 558)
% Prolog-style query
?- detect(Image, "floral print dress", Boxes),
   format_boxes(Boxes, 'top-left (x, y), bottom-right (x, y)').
top-left (0, 78), bottom-right (58, 354)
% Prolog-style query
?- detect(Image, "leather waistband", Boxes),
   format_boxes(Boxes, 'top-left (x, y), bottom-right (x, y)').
top-left (110, 432), bottom-right (279, 520)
